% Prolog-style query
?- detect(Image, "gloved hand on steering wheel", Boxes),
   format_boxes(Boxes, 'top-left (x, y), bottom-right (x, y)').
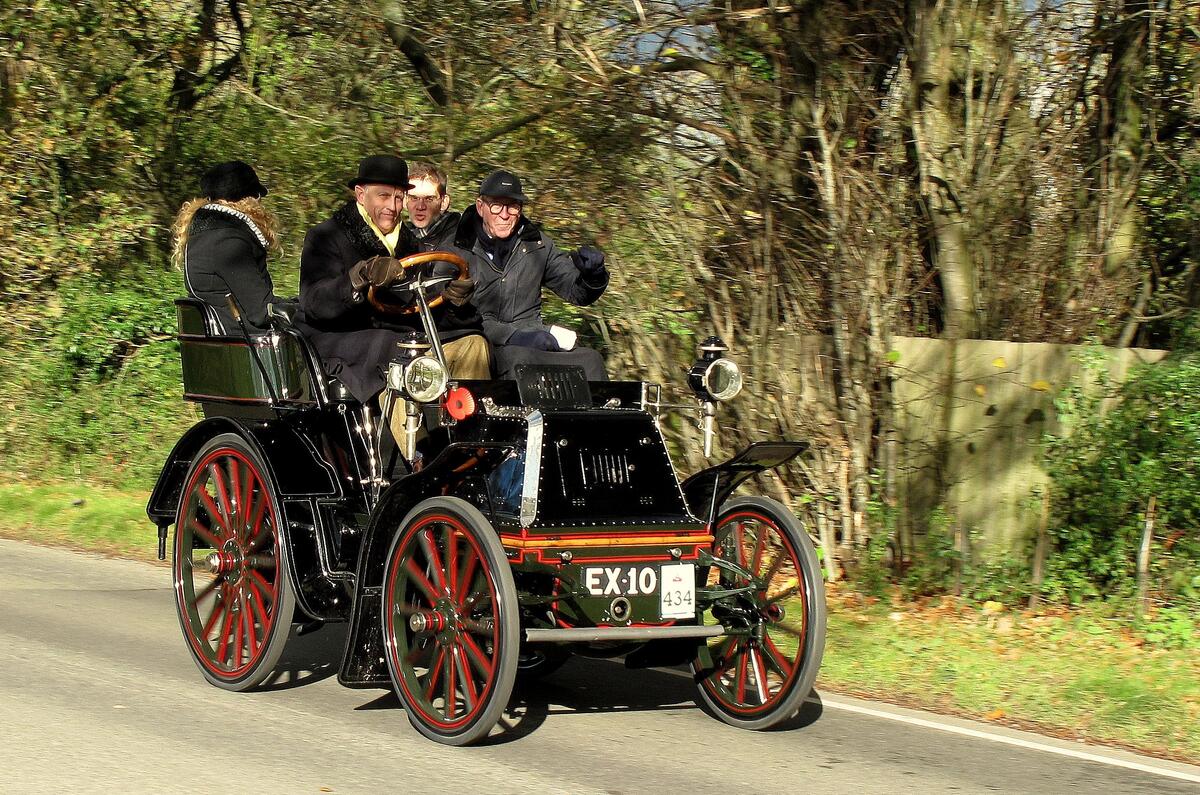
top-left (348, 256), bottom-right (404, 292)
top-left (443, 277), bottom-right (476, 307)
top-left (507, 329), bottom-right (561, 351)
top-left (570, 245), bottom-right (607, 280)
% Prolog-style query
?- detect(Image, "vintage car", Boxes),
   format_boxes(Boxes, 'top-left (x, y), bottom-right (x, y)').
top-left (147, 251), bottom-right (826, 745)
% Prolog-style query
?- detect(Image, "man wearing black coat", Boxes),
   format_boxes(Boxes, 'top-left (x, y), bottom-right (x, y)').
top-left (299, 155), bottom-right (490, 405)
top-left (402, 161), bottom-right (460, 252)
top-left (438, 170), bottom-right (609, 381)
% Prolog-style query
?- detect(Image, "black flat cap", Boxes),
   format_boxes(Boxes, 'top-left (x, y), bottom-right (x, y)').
top-left (201, 161), bottom-right (268, 202)
top-left (348, 154), bottom-right (414, 190)
top-left (478, 170), bottom-right (528, 203)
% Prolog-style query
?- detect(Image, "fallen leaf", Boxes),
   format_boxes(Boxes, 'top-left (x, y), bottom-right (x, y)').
top-left (985, 708), bottom-right (1006, 721)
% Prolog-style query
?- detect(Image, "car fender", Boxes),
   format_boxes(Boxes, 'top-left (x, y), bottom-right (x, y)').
top-left (679, 441), bottom-right (808, 525)
top-left (146, 416), bottom-right (339, 528)
top-left (338, 442), bottom-right (512, 687)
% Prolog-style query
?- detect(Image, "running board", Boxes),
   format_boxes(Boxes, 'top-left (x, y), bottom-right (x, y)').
top-left (524, 625), bottom-right (725, 643)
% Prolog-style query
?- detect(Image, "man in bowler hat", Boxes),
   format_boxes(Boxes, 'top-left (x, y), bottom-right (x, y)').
top-left (299, 154), bottom-right (490, 410)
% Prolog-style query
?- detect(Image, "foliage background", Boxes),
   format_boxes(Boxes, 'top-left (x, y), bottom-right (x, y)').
top-left (0, 0), bottom-right (1197, 615)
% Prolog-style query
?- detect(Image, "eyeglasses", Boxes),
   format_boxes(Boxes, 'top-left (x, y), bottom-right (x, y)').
top-left (483, 199), bottom-right (522, 216)
top-left (406, 194), bottom-right (441, 207)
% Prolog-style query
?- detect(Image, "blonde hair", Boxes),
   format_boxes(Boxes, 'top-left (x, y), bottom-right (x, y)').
top-left (171, 196), bottom-right (281, 268)
top-left (408, 161), bottom-right (447, 195)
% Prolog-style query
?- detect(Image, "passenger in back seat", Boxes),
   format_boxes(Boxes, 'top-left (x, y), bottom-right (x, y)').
top-left (172, 161), bottom-right (282, 335)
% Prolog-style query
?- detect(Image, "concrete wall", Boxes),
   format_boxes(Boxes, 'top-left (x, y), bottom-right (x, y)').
top-left (891, 337), bottom-right (1167, 554)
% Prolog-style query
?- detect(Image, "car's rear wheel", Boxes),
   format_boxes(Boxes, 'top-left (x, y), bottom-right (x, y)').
top-left (692, 496), bottom-right (826, 729)
top-left (382, 497), bottom-right (519, 746)
top-left (173, 433), bottom-right (295, 691)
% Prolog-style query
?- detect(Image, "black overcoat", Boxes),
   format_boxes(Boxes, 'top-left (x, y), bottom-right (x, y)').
top-left (299, 200), bottom-right (482, 402)
top-left (184, 206), bottom-right (279, 334)
top-left (403, 210), bottom-right (461, 253)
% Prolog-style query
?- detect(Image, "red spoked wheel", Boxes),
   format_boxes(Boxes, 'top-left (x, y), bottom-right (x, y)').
top-left (382, 497), bottom-right (519, 746)
top-left (692, 496), bottom-right (826, 729)
top-left (172, 433), bottom-right (295, 691)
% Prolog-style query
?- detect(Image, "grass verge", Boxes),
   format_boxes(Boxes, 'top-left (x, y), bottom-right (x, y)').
top-left (818, 587), bottom-right (1200, 764)
top-left (0, 480), bottom-right (158, 561)
top-left (1, 479), bottom-right (1196, 764)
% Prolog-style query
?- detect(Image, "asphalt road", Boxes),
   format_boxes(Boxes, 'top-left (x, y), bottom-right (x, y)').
top-left (2, 538), bottom-right (1198, 794)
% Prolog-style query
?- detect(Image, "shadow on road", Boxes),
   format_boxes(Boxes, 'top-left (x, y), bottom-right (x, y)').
top-left (333, 649), bottom-right (826, 744)
top-left (257, 622), bottom-right (348, 692)
top-left (504, 657), bottom-right (825, 744)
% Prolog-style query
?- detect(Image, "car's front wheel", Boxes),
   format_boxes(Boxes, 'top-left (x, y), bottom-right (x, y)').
top-left (692, 496), bottom-right (826, 729)
top-left (381, 497), bottom-right (519, 745)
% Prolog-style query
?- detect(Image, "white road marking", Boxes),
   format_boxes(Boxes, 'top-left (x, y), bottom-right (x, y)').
top-left (813, 695), bottom-right (1200, 785)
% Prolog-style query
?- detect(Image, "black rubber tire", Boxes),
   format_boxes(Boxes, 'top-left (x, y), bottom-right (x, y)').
top-left (381, 496), bottom-right (520, 746)
top-left (691, 496), bottom-right (826, 730)
top-left (172, 433), bottom-right (296, 691)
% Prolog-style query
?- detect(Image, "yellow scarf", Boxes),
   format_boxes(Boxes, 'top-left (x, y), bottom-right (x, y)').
top-left (357, 202), bottom-right (401, 255)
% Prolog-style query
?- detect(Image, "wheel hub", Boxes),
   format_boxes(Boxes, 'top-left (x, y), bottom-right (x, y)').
top-left (206, 538), bottom-right (247, 577)
top-left (408, 610), bottom-right (450, 633)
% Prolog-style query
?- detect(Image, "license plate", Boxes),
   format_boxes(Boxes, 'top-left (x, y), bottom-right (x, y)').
top-left (659, 563), bottom-right (696, 619)
top-left (580, 563), bottom-right (696, 620)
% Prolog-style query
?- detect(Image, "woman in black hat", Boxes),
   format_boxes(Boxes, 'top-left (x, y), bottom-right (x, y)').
top-left (171, 161), bottom-right (282, 334)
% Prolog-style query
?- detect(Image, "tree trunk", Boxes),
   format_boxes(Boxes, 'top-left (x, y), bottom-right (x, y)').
top-left (909, 0), bottom-right (980, 340)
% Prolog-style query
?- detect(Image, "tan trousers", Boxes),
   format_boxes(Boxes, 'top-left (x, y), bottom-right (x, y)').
top-left (442, 333), bottom-right (491, 380)
top-left (381, 334), bottom-right (491, 460)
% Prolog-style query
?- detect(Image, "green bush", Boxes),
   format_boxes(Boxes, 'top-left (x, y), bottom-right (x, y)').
top-left (1045, 326), bottom-right (1200, 610)
top-left (0, 270), bottom-right (196, 489)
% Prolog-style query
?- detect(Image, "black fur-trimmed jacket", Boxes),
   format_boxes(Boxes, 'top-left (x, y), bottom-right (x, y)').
top-left (299, 200), bottom-right (483, 402)
top-left (184, 206), bottom-right (279, 334)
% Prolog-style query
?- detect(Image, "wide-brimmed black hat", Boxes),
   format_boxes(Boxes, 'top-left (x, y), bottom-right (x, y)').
top-left (201, 160), bottom-right (268, 202)
top-left (348, 154), bottom-right (414, 190)
top-left (478, 170), bottom-right (528, 203)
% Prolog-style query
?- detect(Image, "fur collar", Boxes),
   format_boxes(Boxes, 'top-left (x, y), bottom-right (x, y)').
top-left (196, 203), bottom-right (268, 248)
top-left (453, 204), bottom-right (541, 250)
top-left (332, 199), bottom-right (393, 259)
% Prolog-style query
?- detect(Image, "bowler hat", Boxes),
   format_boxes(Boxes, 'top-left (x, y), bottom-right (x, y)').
top-left (348, 155), bottom-right (414, 190)
top-left (478, 170), bottom-right (528, 203)
top-left (201, 161), bottom-right (268, 202)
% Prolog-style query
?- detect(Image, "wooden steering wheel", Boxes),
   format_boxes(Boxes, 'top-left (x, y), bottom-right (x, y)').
top-left (367, 251), bottom-right (469, 315)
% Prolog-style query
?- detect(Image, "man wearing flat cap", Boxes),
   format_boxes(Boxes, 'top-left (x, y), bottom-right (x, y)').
top-left (439, 169), bottom-right (609, 380)
top-left (299, 154), bottom-right (490, 408)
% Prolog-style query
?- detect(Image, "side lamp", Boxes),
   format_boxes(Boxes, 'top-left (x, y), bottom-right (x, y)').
top-left (385, 331), bottom-right (449, 462)
top-left (687, 336), bottom-right (743, 456)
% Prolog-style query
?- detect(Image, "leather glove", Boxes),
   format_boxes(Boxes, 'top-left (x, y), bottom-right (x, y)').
top-left (348, 256), bottom-right (404, 291)
top-left (570, 245), bottom-right (606, 278)
top-left (508, 329), bottom-right (561, 351)
top-left (443, 277), bottom-right (476, 307)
